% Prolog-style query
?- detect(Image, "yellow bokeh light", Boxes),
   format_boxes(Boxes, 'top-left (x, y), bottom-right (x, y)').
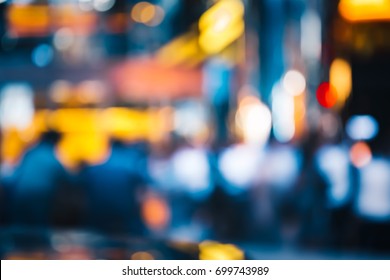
top-left (131, 2), bottom-right (149, 22)
top-left (339, 0), bottom-right (390, 22)
top-left (140, 4), bottom-right (156, 23)
top-left (199, 0), bottom-right (244, 31)
top-left (198, 0), bottom-right (245, 54)
top-left (330, 58), bottom-right (352, 107)
top-left (157, 33), bottom-right (207, 67)
top-left (1, 108), bottom-right (171, 170)
top-left (199, 241), bottom-right (244, 260)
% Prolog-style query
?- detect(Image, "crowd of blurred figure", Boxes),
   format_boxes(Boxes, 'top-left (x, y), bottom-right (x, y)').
top-left (1, 125), bottom-right (390, 255)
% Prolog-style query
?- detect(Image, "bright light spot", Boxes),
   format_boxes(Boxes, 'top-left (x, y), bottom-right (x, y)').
top-left (131, 2), bottom-right (165, 26)
top-left (93, 0), bottom-right (115, 12)
top-left (199, 0), bottom-right (244, 31)
top-left (198, 0), bottom-right (244, 54)
top-left (0, 83), bottom-right (34, 130)
top-left (350, 141), bottom-right (372, 168)
top-left (0, 0), bottom-right (7, 4)
top-left (236, 96), bottom-right (272, 146)
top-left (330, 58), bottom-right (352, 105)
top-left (316, 145), bottom-right (351, 207)
top-left (171, 148), bottom-right (212, 199)
top-left (53, 28), bottom-right (75, 51)
top-left (346, 115), bottom-right (379, 140)
top-left (199, 241), bottom-right (244, 260)
top-left (283, 70), bottom-right (306, 96)
top-left (272, 83), bottom-right (295, 143)
top-left (219, 144), bottom-right (263, 191)
top-left (301, 9), bottom-right (321, 60)
top-left (339, 0), bottom-right (390, 22)
top-left (213, 10), bottom-right (233, 32)
top-left (141, 195), bottom-right (170, 231)
top-left (316, 82), bottom-right (338, 108)
top-left (32, 44), bottom-right (53, 68)
top-left (357, 158), bottom-right (390, 221)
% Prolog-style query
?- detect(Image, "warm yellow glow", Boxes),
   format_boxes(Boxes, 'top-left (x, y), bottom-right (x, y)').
top-left (49, 109), bottom-right (101, 133)
top-left (339, 0), bottom-right (390, 22)
top-left (157, 33), bottom-right (204, 66)
top-left (140, 4), bottom-right (155, 23)
top-left (293, 93), bottom-right (306, 140)
top-left (103, 107), bottom-right (170, 143)
top-left (198, 0), bottom-right (245, 54)
top-left (131, 2), bottom-right (164, 26)
top-left (199, 241), bottom-right (244, 260)
top-left (56, 132), bottom-right (110, 169)
top-left (1, 129), bottom-right (25, 165)
top-left (7, 5), bottom-right (50, 36)
top-left (199, 20), bottom-right (244, 54)
top-left (1, 108), bottom-right (171, 169)
top-left (330, 58), bottom-right (352, 106)
top-left (1, 109), bottom-right (51, 164)
top-left (131, 2), bottom-right (150, 22)
top-left (49, 109), bottom-right (105, 168)
top-left (199, 0), bottom-right (244, 31)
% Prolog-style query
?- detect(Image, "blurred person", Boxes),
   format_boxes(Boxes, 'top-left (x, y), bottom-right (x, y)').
top-left (353, 158), bottom-right (390, 252)
top-left (78, 139), bottom-right (149, 235)
top-left (5, 130), bottom-right (73, 228)
top-left (204, 144), bottom-right (256, 242)
top-left (297, 121), bottom-right (359, 251)
top-left (148, 134), bottom-right (214, 241)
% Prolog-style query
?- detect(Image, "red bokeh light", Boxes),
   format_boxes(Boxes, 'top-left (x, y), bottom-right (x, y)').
top-left (316, 82), bottom-right (338, 108)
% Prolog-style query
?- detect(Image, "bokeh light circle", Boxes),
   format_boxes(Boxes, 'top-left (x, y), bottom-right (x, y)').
top-left (316, 82), bottom-right (338, 108)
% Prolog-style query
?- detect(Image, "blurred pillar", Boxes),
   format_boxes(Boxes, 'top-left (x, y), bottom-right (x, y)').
top-left (258, 0), bottom-right (285, 103)
top-left (203, 58), bottom-right (234, 146)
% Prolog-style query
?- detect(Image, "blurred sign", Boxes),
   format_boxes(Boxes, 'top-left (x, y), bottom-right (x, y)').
top-left (7, 4), bottom-right (50, 36)
top-left (7, 4), bottom-right (97, 37)
top-left (110, 58), bottom-right (203, 102)
top-left (52, 4), bottom-right (97, 35)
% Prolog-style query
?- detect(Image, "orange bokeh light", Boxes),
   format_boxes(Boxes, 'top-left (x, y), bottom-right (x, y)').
top-left (350, 141), bottom-right (372, 168)
top-left (141, 195), bottom-right (170, 231)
